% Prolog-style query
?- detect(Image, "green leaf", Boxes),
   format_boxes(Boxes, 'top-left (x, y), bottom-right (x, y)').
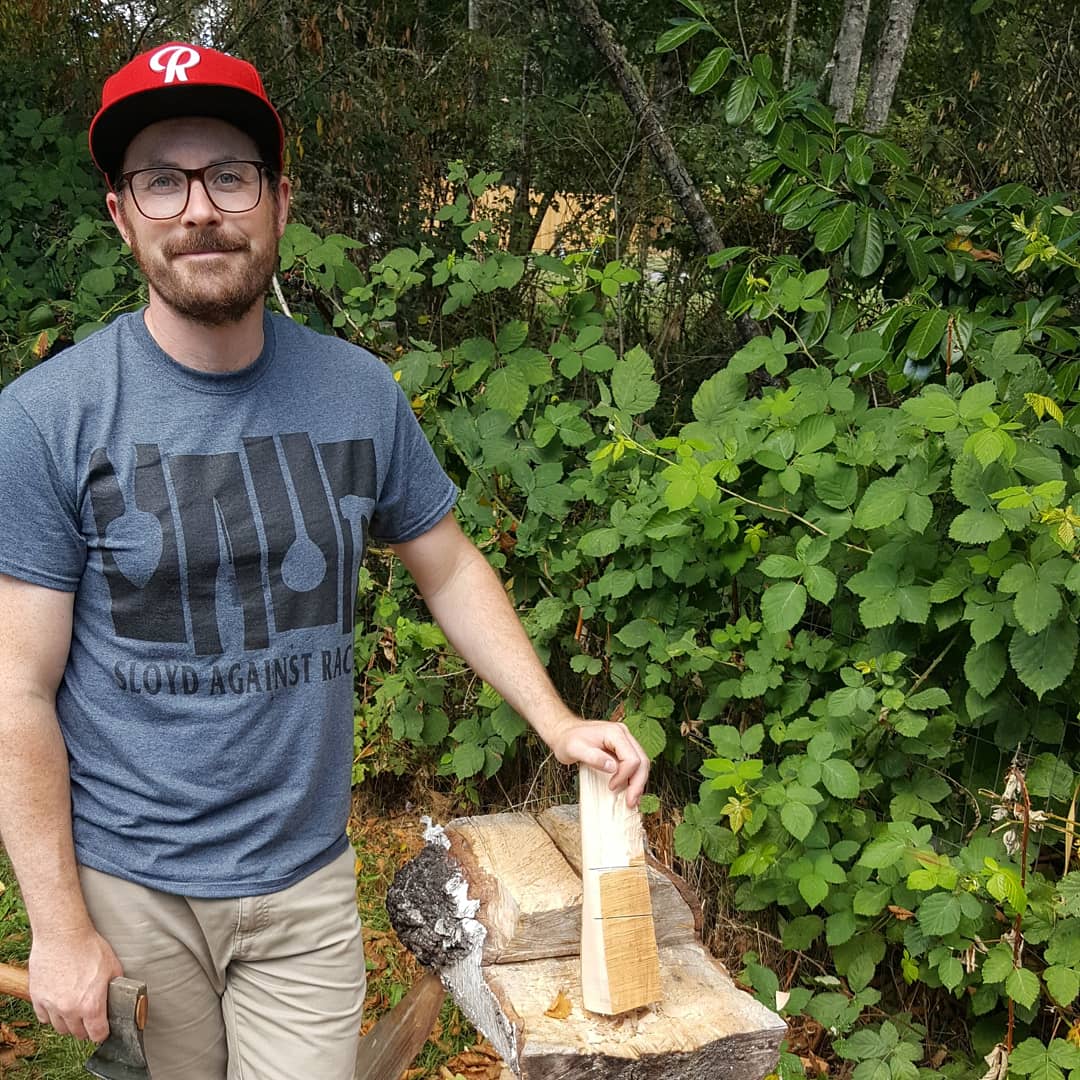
top-left (804, 564), bottom-right (838, 604)
top-left (626, 713), bottom-right (667, 759)
top-left (799, 872), bottom-right (829, 909)
top-left (821, 758), bottom-right (861, 799)
top-left (452, 741), bottom-right (485, 778)
top-left (689, 46), bottom-right (733, 94)
top-left (916, 892), bottom-right (962, 936)
top-left (726, 75), bottom-right (758, 125)
top-left (853, 478), bottom-right (907, 529)
top-left (612, 346), bottom-right (661, 415)
top-left (781, 801), bottom-right (815, 840)
top-left (656, 20), bottom-right (708, 52)
top-left (782, 915), bottom-right (824, 950)
top-left (998, 563), bottom-right (1063, 635)
top-left (1009, 1039), bottom-right (1065, 1080)
top-left (905, 309), bottom-right (950, 361)
top-left (496, 320), bottom-right (528, 353)
top-left (761, 581), bottom-right (807, 633)
top-left (849, 206), bottom-right (885, 277)
top-left (674, 821), bottom-right (702, 859)
top-left (949, 507), bottom-right (1006, 544)
top-left (1004, 966), bottom-right (1041, 1008)
top-left (964, 640), bottom-right (1007, 698)
top-left (814, 459), bottom-right (858, 508)
top-left (484, 366), bottom-right (530, 420)
top-left (981, 943), bottom-right (1015, 983)
top-left (859, 833), bottom-right (909, 869)
top-left (80, 266), bottom-right (116, 296)
top-left (759, 554), bottom-right (803, 579)
top-left (853, 883), bottom-right (891, 916)
top-left (693, 369), bottom-right (747, 422)
top-left (1009, 618), bottom-right (1078, 698)
top-left (1044, 965), bottom-right (1080, 1006)
top-left (814, 203), bottom-right (856, 253)
top-left (579, 527), bottom-right (621, 557)
top-left (617, 619), bottom-right (658, 648)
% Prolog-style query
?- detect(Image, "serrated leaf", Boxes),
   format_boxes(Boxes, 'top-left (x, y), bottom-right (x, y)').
top-left (674, 821), bottom-right (703, 859)
top-left (626, 712), bottom-right (667, 759)
top-left (484, 366), bottom-right (530, 419)
top-left (804, 564), bottom-right (838, 604)
top-left (782, 801), bottom-right (815, 840)
top-left (949, 507), bottom-right (1006, 543)
top-left (1009, 618), bottom-right (1078, 698)
top-left (689, 46), bottom-right (733, 94)
top-left (917, 892), bottom-right (962, 935)
top-left (853, 883), bottom-right (892, 916)
top-left (854, 477), bottom-right (907, 529)
top-left (496, 320), bottom-right (528, 354)
top-left (799, 872), bottom-right (829, 908)
top-left (693, 369), bottom-right (747, 423)
top-left (814, 458), bottom-right (858, 508)
top-left (822, 758), bottom-right (861, 798)
top-left (612, 346), bottom-right (660, 415)
top-left (579, 527), bottom-right (621, 557)
top-left (965, 639), bottom-right (1007, 698)
top-left (761, 581), bottom-right (807, 633)
top-left (453, 741), bottom-right (485, 778)
top-left (1044, 965), bottom-right (1079, 1006)
top-left (1004, 966), bottom-right (1041, 1008)
top-left (981, 943), bottom-right (1015, 983)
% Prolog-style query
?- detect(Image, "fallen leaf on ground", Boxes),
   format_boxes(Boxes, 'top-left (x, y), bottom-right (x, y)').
top-left (544, 990), bottom-right (573, 1019)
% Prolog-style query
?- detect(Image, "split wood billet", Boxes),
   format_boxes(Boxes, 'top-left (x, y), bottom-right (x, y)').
top-left (577, 763), bottom-right (661, 1015)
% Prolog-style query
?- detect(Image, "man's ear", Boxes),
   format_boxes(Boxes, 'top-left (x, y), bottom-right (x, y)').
top-left (106, 191), bottom-right (132, 246)
top-left (273, 175), bottom-right (292, 239)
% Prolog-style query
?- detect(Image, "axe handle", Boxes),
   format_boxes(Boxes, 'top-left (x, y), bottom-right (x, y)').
top-left (0, 961), bottom-right (31, 1002)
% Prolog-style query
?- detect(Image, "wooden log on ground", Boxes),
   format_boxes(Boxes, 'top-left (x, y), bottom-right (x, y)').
top-left (387, 813), bottom-right (786, 1080)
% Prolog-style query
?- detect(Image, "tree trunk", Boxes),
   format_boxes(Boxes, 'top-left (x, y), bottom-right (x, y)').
top-left (782, 0), bottom-right (798, 90)
top-left (827, 0), bottom-right (872, 123)
top-left (564, 0), bottom-right (761, 342)
top-left (863, 0), bottom-right (919, 132)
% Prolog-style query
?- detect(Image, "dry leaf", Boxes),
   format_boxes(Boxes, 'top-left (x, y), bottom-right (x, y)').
top-left (888, 905), bottom-right (915, 921)
top-left (980, 1042), bottom-right (1008, 1080)
top-left (33, 330), bottom-right (50, 360)
top-left (544, 990), bottom-right (573, 1020)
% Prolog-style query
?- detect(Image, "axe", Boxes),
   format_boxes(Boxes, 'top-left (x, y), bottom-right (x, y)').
top-left (0, 962), bottom-right (149, 1080)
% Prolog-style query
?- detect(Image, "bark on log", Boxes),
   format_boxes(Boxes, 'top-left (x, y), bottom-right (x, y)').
top-left (863, 0), bottom-right (919, 133)
top-left (827, 0), bottom-right (873, 123)
top-left (387, 812), bottom-right (786, 1079)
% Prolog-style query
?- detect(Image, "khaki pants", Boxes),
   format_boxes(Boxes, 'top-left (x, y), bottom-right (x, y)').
top-left (79, 848), bottom-right (366, 1080)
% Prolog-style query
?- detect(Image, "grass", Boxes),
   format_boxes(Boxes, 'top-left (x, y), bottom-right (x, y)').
top-left (0, 793), bottom-right (482, 1079)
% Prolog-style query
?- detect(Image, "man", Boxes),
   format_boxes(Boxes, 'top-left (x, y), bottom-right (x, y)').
top-left (0, 42), bottom-right (648, 1079)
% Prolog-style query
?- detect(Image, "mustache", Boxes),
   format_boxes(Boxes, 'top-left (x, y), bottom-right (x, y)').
top-left (163, 231), bottom-right (249, 257)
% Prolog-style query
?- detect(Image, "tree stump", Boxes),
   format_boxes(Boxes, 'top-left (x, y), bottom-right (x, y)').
top-left (386, 807), bottom-right (786, 1079)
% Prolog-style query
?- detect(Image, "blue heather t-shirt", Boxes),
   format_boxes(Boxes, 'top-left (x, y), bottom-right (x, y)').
top-left (0, 310), bottom-right (457, 897)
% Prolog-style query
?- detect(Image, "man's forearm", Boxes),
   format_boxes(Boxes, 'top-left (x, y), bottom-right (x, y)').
top-left (0, 694), bottom-right (93, 940)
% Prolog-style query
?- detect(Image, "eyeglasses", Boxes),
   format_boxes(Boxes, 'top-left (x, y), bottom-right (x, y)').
top-left (118, 160), bottom-right (269, 220)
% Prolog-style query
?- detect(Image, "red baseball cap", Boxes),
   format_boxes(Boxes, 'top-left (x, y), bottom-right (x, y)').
top-left (89, 42), bottom-right (284, 183)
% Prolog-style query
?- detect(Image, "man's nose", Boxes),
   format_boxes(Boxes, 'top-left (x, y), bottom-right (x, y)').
top-left (180, 177), bottom-right (223, 224)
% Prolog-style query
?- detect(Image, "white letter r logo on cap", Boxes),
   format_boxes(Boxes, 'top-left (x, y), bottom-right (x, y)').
top-left (150, 45), bottom-right (201, 84)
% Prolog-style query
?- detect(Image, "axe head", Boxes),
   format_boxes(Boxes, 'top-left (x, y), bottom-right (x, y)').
top-left (84, 977), bottom-right (150, 1080)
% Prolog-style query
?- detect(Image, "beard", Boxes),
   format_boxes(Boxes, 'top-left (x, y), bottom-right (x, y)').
top-left (123, 212), bottom-right (278, 326)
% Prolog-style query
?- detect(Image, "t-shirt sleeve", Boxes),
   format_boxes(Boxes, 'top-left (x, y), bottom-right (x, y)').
top-left (368, 382), bottom-right (458, 544)
top-left (0, 391), bottom-right (86, 590)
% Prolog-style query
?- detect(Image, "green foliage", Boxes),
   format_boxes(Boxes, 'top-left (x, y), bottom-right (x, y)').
top-left (0, 104), bottom-right (141, 383)
top-left (293, 88), bottom-right (1080, 1077)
